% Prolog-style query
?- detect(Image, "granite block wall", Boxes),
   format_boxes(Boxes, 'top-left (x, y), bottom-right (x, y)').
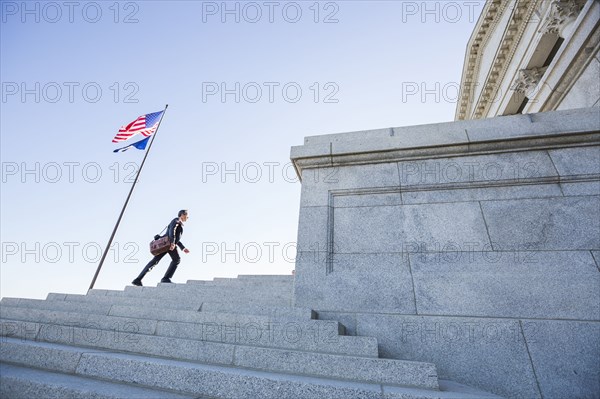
top-left (292, 108), bottom-right (600, 399)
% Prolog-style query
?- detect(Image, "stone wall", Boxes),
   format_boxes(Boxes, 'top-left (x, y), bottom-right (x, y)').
top-left (291, 107), bottom-right (600, 399)
top-left (556, 46), bottom-right (600, 110)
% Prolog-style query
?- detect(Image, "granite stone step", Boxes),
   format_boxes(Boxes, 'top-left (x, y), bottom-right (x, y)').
top-left (41, 294), bottom-right (315, 318)
top-left (0, 310), bottom-right (375, 357)
top-left (46, 291), bottom-right (202, 310)
top-left (185, 277), bottom-right (293, 287)
top-left (123, 285), bottom-right (292, 301)
top-left (85, 289), bottom-right (127, 297)
top-left (1, 297), bottom-right (116, 315)
top-left (154, 318), bottom-right (356, 354)
top-left (0, 336), bottom-right (437, 389)
top-left (46, 293), bottom-right (202, 310)
top-left (204, 277), bottom-right (237, 283)
top-left (0, 318), bottom-right (249, 366)
top-left (181, 276), bottom-right (292, 284)
top-left (0, 363), bottom-right (198, 399)
top-left (200, 301), bottom-right (315, 319)
top-left (237, 274), bottom-right (295, 281)
top-left (207, 275), bottom-right (291, 281)
top-left (169, 283), bottom-right (293, 295)
top-left (171, 283), bottom-right (294, 298)
top-left (86, 286), bottom-right (292, 305)
top-left (166, 285), bottom-right (293, 300)
top-left (230, 344), bottom-right (438, 389)
top-left (108, 304), bottom-right (316, 325)
top-left (108, 282), bottom-right (293, 296)
top-left (0, 303), bottom-right (342, 336)
top-left (0, 306), bottom-right (157, 335)
top-left (0, 338), bottom-right (501, 398)
top-left (1, 299), bottom-right (313, 326)
top-left (90, 282), bottom-right (292, 295)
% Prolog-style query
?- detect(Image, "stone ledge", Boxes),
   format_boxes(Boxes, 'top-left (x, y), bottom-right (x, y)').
top-left (291, 107), bottom-right (600, 180)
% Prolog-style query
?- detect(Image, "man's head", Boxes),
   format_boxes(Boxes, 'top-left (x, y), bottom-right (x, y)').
top-left (178, 209), bottom-right (189, 222)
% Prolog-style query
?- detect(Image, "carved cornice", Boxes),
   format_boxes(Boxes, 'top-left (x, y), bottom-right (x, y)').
top-left (456, 0), bottom-right (506, 120)
top-left (457, 0), bottom-right (545, 120)
top-left (472, 0), bottom-right (542, 119)
top-left (456, 0), bottom-right (591, 120)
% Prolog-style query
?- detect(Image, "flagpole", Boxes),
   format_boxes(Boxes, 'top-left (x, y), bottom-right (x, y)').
top-left (89, 104), bottom-right (169, 290)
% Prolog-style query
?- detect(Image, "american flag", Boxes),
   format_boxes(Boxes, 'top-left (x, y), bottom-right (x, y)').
top-left (112, 110), bottom-right (164, 143)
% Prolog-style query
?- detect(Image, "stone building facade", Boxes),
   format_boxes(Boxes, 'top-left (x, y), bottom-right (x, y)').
top-left (456, 0), bottom-right (599, 119)
top-left (291, 1), bottom-right (600, 398)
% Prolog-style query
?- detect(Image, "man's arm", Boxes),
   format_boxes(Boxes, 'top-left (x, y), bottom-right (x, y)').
top-left (167, 218), bottom-right (179, 244)
top-left (177, 241), bottom-right (189, 253)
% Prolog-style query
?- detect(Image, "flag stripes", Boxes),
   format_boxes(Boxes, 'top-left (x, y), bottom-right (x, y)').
top-left (112, 111), bottom-right (163, 143)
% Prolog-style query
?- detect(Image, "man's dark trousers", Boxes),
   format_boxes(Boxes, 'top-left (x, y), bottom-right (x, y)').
top-left (136, 248), bottom-right (180, 281)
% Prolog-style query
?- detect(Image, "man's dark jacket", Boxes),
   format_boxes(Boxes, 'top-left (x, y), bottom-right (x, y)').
top-left (165, 218), bottom-right (185, 250)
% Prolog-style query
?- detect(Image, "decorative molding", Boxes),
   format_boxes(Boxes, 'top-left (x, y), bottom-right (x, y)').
top-left (292, 109), bottom-right (600, 177)
top-left (456, 0), bottom-right (541, 120)
top-left (330, 174), bottom-right (599, 198)
top-left (293, 134), bottom-right (600, 176)
top-left (455, 0), bottom-right (507, 120)
top-left (471, 0), bottom-right (542, 119)
top-left (540, 0), bottom-right (586, 36)
top-left (511, 66), bottom-right (549, 95)
top-left (324, 172), bottom-right (600, 273)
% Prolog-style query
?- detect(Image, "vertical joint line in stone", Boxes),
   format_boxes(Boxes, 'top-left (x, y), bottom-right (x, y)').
top-left (396, 161), bottom-right (404, 204)
top-left (545, 150), bottom-right (565, 196)
top-left (33, 322), bottom-right (42, 342)
top-left (478, 201), bottom-right (495, 251)
top-left (326, 193), bottom-right (335, 275)
top-left (590, 251), bottom-right (600, 273)
top-left (518, 320), bottom-right (544, 399)
top-left (232, 344), bottom-right (238, 366)
top-left (328, 142), bottom-right (333, 167)
top-left (464, 129), bottom-right (471, 143)
top-left (73, 352), bottom-right (85, 375)
top-left (406, 254), bottom-right (419, 315)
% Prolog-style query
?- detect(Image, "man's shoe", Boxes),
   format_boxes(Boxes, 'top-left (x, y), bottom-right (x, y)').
top-left (160, 278), bottom-right (172, 283)
top-left (131, 279), bottom-right (142, 286)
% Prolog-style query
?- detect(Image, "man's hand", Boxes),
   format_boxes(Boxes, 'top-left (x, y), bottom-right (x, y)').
top-left (170, 244), bottom-right (176, 251)
top-left (183, 248), bottom-right (190, 254)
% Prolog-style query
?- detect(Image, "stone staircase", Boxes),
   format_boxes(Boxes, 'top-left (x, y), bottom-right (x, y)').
top-left (0, 275), bottom-right (503, 398)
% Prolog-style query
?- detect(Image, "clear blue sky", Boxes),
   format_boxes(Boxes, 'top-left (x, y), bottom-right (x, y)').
top-left (1, 0), bottom-right (484, 299)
